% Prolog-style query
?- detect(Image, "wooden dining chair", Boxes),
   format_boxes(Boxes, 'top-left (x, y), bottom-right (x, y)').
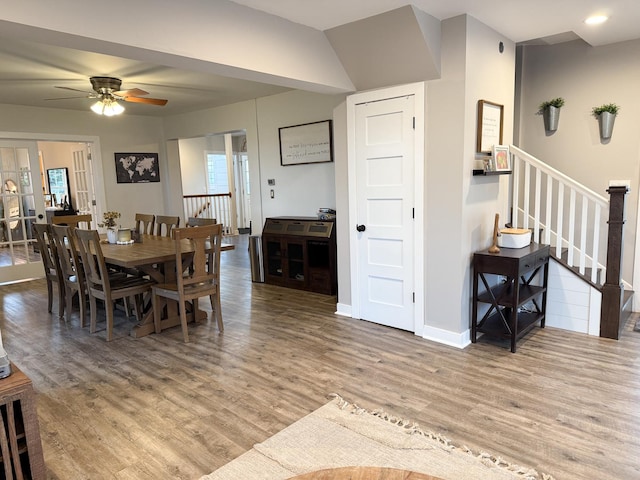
top-left (187, 217), bottom-right (216, 227)
top-left (134, 213), bottom-right (155, 235)
top-left (75, 229), bottom-right (155, 341)
top-left (152, 223), bottom-right (223, 342)
top-left (51, 214), bottom-right (92, 229)
top-left (50, 225), bottom-right (87, 326)
top-left (32, 223), bottom-right (65, 318)
top-left (155, 215), bottom-right (180, 237)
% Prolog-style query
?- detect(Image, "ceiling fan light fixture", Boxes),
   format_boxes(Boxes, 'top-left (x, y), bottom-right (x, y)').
top-left (585, 14), bottom-right (608, 25)
top-left (90, 97), bottom-right (125, 116)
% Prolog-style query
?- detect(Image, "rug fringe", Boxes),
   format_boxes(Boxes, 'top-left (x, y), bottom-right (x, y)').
top-left (328, 393), bottom-right (555, 480)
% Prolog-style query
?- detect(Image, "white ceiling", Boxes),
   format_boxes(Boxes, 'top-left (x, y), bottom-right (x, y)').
top-left (1, 0), bottom-right (639, 117)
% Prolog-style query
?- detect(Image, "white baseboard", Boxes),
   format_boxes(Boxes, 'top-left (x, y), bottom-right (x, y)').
top-left (335, 303), bottom-right (352, 317)
top-left (422, 325), bottom-right (471, 349)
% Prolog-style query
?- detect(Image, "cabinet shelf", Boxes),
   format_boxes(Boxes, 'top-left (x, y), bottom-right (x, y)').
top-left (477, 308), bottom-right (545, 339)
top-left (477, 284), bottom-right (546, 308)
top-left (472, 243), bottom-right (550, 353)
top-left (473, 169), bottom-right (512, 176)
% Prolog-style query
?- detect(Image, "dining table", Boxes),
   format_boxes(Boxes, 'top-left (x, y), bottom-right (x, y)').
top-left (98, 233), bottom-right (234, 338)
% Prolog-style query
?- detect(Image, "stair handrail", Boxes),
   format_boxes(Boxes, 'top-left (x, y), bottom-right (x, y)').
top-left (510, 146), bottom-right (608, 206)
top-left (510, 145), bottom-right (610, 285)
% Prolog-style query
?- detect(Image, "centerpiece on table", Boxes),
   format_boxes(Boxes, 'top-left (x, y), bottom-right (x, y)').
top-left (98, 211), bottom-right (121, 244)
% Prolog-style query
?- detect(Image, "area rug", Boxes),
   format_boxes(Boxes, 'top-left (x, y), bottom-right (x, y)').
top-left (201, 394), bottom-right (554, 480)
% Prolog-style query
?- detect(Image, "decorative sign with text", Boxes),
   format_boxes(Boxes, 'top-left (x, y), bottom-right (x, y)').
top-left (279, 120), bottom-right (333, 166)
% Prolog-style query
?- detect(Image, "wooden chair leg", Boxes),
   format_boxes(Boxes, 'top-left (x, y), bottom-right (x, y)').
top-left (64, 290), bottom-right (74, 323)
top-left (213, 293), bottom-right (223, 333)
top-left (78, 292), bottom-right (87, 328)
top-left (56, 283), bottom-right (65, 318)
top-left (105, 301), bottom-right (115, 342)
top-left (46, 279), bottom-right (53, 313)
top-left (89, 295), bottom-right (98, 334)
top-left (179, 301), bottom-right (189, 343)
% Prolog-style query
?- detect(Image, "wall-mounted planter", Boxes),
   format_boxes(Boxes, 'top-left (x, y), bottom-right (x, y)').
top-left (542, 106), bottom-right (561, 132)
top-left (538, 97), bottom-right (564, 134)
top-left (592, 103), bottom-right (620, 143)
top-left (597, 111), bottom-right (616, 140)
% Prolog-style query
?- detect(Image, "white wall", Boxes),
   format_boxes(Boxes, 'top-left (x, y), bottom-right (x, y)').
top-left (164, 90), bottom-right (344, 234)
top-left (178, 137), bottom-right (208, 195)
top-left (423, 15), bottom-right (515, 340)
top-left (255, 90), bottom-right (343, 220)
top-left (0, 103), bottom-right (165, 228)
top-left (517, 39), bottom-right (640, 283)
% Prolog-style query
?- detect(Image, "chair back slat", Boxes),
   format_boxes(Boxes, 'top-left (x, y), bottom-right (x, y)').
top-left (74, 229), bottom-right (110, 292)
top-left (50, 225), bottom-right (78, 280)
top-left (134, 213), bottom-right (155, 235)
top-left (51, 214), bottom-right (92, 229)
top-left (155, 215), bottom-right (180, 237)
top-left (32, 223), bottom-right (59, 275)
top-left (173, 224), bottom-right (222, 290)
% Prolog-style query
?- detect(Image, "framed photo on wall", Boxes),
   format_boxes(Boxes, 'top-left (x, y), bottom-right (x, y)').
top-left (279, 120), bottom-right (333, 166)
top-left (492, 145), bottom-right (511, 172)
top-left (476, 100), bottom-right (504, 154)
top-left (114, 153), bottom-right (160, 183)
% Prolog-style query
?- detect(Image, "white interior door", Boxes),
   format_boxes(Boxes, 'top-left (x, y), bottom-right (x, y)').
top-left (0, 140), bottom-right (45, 283)
top-left (353, 95), bottom-right (416, 331)
top-left (72, 145), bottom-right (95, 220)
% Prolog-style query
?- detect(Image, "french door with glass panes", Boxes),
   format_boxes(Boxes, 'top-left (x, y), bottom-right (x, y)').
top-left (0, 141), bottom-right (45, 283)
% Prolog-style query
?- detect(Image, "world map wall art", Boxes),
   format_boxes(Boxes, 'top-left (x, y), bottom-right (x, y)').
top-left (114, 152), bottom-right (160, 184)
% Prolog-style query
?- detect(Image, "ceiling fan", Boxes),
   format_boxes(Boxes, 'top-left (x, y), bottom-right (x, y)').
top-left (48, 76), bottom-right (168, 115)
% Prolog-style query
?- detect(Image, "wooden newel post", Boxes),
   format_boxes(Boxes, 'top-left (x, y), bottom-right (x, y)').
top-left (600, 185), bottom-right (629, 339)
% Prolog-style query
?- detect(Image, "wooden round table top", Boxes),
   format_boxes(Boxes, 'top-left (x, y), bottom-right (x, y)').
top-left (288, 466), bottom-right (444, 480)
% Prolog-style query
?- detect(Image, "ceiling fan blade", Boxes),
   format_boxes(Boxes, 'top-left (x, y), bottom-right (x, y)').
top-left (44, 95), bottom-right (91, 101)
top-left (113, 88), bottom-right (149, 97)
top-left (121, 96), bottom-right (168, 106)
top-left (55, 86), bottom-right (94, 94)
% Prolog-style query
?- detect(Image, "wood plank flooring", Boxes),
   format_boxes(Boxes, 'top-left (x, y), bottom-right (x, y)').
top-left (1, 234), bottom-right (639, 479)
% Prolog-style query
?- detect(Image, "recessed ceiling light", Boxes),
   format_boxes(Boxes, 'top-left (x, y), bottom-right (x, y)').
top-left (585, 15), bottom-right (608, 25)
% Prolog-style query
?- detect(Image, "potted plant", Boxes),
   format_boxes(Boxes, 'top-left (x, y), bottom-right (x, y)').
top-left (592, 103), bottom-right (620, 141)
top-left (538, 97), bottom-right (565, 132)
top-left (98, 211), bottom-right (121, 244)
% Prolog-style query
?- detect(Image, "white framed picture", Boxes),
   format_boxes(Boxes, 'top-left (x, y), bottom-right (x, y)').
top-left (492, 145), bottom-right (511, 172)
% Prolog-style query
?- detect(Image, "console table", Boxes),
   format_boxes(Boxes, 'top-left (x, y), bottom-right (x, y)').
top-left (472, 243), bottom-right (550, 353)
top-left (0, 364), bottom-right (45, 479)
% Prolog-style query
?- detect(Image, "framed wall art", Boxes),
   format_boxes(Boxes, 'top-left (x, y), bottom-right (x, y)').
top-left (476, 100), bottom-right (504, 154)
top-left (492, 145), bottom-right (511, 172)
top-left (114, 152), bottom-right (160, 183)
top-left (279, 120), bottom-right (333, 166)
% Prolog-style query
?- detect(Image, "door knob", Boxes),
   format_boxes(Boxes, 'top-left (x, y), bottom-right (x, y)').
top-left (37, 214), bottom-right (44, 219)
top-left (356, 224), bottom-right (366, 232)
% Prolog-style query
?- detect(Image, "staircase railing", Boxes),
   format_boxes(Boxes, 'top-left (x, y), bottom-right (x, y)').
top-left (509, 145), bottom-right (623, 287)
top-left (182, 193), bottom-right (237, 235)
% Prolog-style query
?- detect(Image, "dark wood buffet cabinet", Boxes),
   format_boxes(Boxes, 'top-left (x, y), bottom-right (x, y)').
top-left (262, 217), bottom-right (337, 295)
top-left (0, 364), bottom-right (45, 479)
top-left (472, 243), bottom-right (550, 353)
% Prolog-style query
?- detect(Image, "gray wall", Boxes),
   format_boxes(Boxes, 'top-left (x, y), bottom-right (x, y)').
top-left (517, 38), bottom-right (640, 281)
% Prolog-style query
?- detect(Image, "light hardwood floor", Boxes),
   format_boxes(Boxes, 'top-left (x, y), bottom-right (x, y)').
top-left (1, 234), bottom-right (639, 479)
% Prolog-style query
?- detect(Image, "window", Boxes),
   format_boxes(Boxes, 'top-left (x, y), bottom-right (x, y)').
top-left (206, 152), bottom-right (229, 194)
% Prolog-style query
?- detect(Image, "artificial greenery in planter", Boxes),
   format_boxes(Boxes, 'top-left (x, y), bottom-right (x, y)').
top-left (538, 97), bottom-right (565, 132)
top-left (592, 103), bottom-right (620, 141)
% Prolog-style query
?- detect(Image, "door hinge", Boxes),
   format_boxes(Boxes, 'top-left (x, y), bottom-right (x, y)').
top-left (413, 292), bottom-right (415, 303)
top-left (412, 117), bottom-right (415, 129)
top-left (412, 208), bottom-right (415, 219)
